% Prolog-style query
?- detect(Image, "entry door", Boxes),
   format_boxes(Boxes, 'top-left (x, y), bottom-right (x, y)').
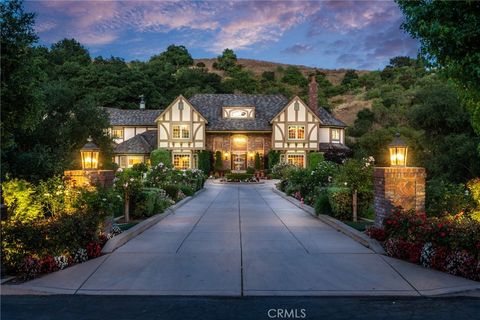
top-left (232, 153), bottom-right (246, 172)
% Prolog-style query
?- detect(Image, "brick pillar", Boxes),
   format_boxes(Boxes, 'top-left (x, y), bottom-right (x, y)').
top-left (64, 170), bottom-right (115, 188)
top-left (308, 75), bottom-right (318, 113)
top-left (374, 167), bottom-right (426, 228)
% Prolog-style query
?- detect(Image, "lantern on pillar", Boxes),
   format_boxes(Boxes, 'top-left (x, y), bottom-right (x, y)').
top-left (80, 136), bottom-right (100, 170)
top-left (388, 132), bottom-right (408, 167)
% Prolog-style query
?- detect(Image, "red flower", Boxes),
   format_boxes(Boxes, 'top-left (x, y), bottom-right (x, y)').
top-left (437, 223), bottom-right (444, 229)
top-left (440, 232), bottom-right (446, 237)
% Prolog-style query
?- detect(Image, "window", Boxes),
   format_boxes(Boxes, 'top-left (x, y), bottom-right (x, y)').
top-left (112, 128), bottom-right (123, 139)
top-left (288, 125), bottom-right (305, 140)
top-left (119, 156), bottom-right (127, 168)
top-left (172, 125), bottom-right (190, 139)
top-left (287, 154), bottom-right (305, 167)
top-left (128, 156), bottom-right (144, 167)
top-left (222, 107), bottom-right (255, 119)
top-left (331, 128), bottom-right (341, 143)
top-left (173, 154), bottom-right (191, 170)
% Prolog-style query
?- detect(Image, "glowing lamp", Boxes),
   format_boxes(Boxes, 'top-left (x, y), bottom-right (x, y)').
top-left (80, 136), bottom-right (100, 170)
top-left (388, 133), bottom-right (408, 167)
top-left (224, 151), bottom-right (229, 160)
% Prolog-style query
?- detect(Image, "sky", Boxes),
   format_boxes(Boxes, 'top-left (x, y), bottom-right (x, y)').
top-left (25, 0), bottom-right (420, 70)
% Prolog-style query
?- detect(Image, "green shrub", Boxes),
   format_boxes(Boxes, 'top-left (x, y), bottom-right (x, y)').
top-left (314, 189), bottom-right (332, 215)
top-left (267, 150), bottom-right (281, 169)
top-left (307, 152), bottom-right (324, 170)
top-left (254, 152), bottom-right (261, 170)
top-left (150, 149), bottom-right (172, 167)
top-left (163, 184), bottom-right (180, 201)
top-left (246, 166), bottom-right (255, 174)
top-left (327, 187), bottom-right (352, 220)
top-left (1, 179), bottom-right (43, 222)
top-left (467, 178), bottom-right (480, 221)
top-left (214, 151), bottom-right (223, 172)
top-left (131, 162), bottom-right (149, 173)
top-left (225, 173), bottom-right (254, 181)
top-left (179, 184), bottom-right (195, 196)
top-left (132, 188), bottom-right (172, 218)
top-left (198, 151), bottom-right (212, 175)
top-left (426, 178), bottom-right (473, 217)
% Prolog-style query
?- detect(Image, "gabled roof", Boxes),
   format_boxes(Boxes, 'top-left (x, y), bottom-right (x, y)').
top-left (155, 95), bottom-right (208, 123)
top-left (114, 130), bottom-right (157, 154)
top-left (188, 94), bottom-right (288, 131)
top-left (104, 107), bottom-right (162, 126)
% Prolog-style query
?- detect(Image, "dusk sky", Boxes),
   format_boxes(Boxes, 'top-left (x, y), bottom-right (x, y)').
top-left (25, 0), bottom-right (420, 70)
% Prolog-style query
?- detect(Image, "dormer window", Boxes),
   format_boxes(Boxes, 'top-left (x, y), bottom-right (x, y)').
top-left (222, 106), bottom-right (255, 119)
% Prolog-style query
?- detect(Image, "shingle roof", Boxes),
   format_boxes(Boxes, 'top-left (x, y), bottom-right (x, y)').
top-left (104, 107), bottom-right (162, 126)
top-left (188, 94), bottom-right (289, 131)
top-left (316, 108), bottom-right (347, 127)
top-left (114, 130), bottom-right (157, 154)
top-left (319, 143), bottom-right (350, 152)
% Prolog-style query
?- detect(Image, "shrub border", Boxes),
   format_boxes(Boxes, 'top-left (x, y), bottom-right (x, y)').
top-left (102, 188), bottom-right (206, 253)
top-left (272, 188), bottom-right (385, 254)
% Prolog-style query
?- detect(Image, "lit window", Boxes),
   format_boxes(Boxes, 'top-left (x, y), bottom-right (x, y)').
top-left (173, 154), bottom-right (191, 170)
top-left (172, 125), bottom-right (190, 139)
top-left (112, 128), bottom-right (123, 139)
top-left (128, 156), bottom-right (144, 167)
top-left (331, 129), bottom-right (341, 143)
top-left (288, 125), bottom-right (305, 140)
top-left (119, 156), bottom-right (127, 168)
top-left (287, 154), bottom-right (305, 167)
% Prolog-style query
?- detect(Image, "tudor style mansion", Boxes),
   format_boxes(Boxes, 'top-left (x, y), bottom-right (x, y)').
top-left (105, 77), bottom-right (348, 171)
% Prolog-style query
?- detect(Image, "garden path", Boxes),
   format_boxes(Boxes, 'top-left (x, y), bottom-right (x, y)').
top-left (8, 181), bottom-right (480, 296)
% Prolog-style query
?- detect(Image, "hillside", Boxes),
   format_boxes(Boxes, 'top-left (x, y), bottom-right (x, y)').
top-left (194, 58), bottom-right (370, 86)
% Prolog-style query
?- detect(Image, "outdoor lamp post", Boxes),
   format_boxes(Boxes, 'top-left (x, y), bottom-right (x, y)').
top-left (64, 136), bottom-right (114, 188)
top-left (80, 136), bottom-right (100, 170)
top-left (389, 132), bottom-right (408, 167)
top-left (373, 133), bottom-right (425, 228)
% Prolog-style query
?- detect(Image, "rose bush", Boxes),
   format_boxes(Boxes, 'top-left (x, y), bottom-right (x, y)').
top-left (366, 209), bottom-right (480, 281)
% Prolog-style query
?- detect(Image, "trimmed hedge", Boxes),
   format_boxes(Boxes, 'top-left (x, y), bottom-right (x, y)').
top-left (225, 173), bottom-right (254, 181)
top-left (150, 149), bottom-right (172, 167)
top-left (198, 150), bottom-right (212, 175)
top-left (307, 152), bottom-right (324, 170)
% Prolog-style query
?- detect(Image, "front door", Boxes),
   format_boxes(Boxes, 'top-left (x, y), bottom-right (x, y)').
top-left (232, 153), bottom-right (246, 172)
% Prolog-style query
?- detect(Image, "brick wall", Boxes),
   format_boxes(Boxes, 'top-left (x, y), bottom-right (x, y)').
top-left (374, 167), bottom-right (426, 228)
top-left (205, 132), bottom-right (272, 170)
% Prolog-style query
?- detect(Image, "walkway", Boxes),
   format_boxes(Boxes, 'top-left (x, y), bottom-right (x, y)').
top-left (7, 182), bottom-right (480, 296)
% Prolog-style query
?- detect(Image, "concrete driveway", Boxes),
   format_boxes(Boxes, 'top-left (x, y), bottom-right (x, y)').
top-left (9, 181), bottom-right (480, 296)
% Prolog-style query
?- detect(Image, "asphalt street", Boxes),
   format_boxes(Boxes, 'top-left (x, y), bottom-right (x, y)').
top-left (2, 295), bottom-right (479, 320)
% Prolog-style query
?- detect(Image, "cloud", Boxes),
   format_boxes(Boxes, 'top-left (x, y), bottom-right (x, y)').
top-left (308, 0), bottom-right (400, 36)
top-left (281, 43), bottom-right (314, 54)
top-left (208, 1), bottom-right (321, 52)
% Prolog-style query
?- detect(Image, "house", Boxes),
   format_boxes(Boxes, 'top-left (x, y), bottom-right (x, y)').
top-left (106, 77), bottom-right (348, 170)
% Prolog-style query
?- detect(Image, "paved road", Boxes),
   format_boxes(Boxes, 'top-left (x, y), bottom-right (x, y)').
top-left (6, 182), bottom-right (480, 295)
top-left (2, 296), bottom-right (479, 320)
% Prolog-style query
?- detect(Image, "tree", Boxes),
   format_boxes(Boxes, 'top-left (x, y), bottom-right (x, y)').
top-left (214, 151), bottom-right (223, 173)
top-left (281, 66), bottom-right (307, 86)
top-left (153, 44), bottom-right (193, 70)
top-left (215, 48), bottom-right (238, 74)
top-left (341, 70), bottom-right (359, 87)
top-left (254, 152), bottom-right (261, 171)
top-left (396, 0), bottom-right (480, 138)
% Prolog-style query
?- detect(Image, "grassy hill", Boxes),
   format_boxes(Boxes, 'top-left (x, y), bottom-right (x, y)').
top-left (194, 58), bottom-right (370, 86)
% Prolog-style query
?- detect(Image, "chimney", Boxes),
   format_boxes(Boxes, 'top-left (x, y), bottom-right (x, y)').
top-left (308, 75), bottom-right (318, 113)
top-left (139, 94), bottom-right (145, 110)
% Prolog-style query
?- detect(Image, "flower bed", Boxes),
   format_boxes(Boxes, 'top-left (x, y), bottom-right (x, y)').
top-left (366, 209), bottom-right (480, 281)
top-left (1, 163), bottom-right (206, 280)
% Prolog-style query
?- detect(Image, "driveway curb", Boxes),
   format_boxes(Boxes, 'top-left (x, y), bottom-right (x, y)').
top-left (272, 188), bottom-right (385, 254)
top-left (102, 188), bottom-right (206, 253)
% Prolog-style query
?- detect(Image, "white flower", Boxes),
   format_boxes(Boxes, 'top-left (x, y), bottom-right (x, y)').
top-left (130, 178), bottom-right (135, 182)
top-left (117, 168), bottom-right (123, 172)
top-left (344, 182), bottom-right (348, 186)
top-left (102, 198), bottom-right (107, 201)
top-left (116, 195), bottom-right (122, 199)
